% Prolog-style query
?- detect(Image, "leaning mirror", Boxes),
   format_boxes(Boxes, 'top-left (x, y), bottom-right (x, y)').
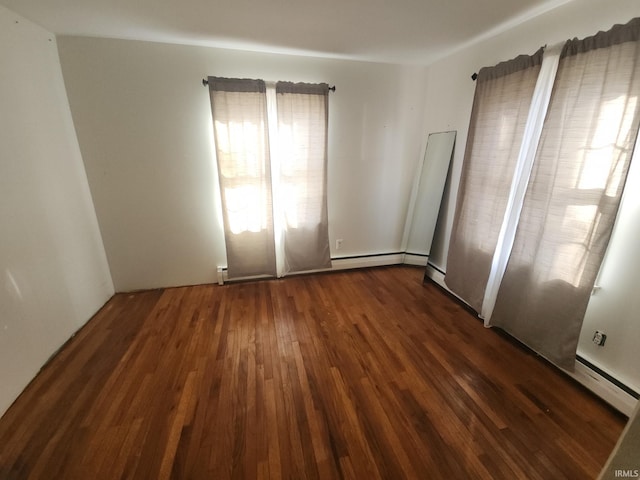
top-left (404, 131), bottom-right (456, 264)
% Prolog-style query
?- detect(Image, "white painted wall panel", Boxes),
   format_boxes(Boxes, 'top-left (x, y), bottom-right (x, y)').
top-left (57, 37), bottom-right (428, 290)
top-left (0, 6), bottom-right (114, 416)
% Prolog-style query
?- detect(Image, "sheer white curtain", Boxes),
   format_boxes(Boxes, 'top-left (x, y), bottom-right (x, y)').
top-left (480, 42), bottom-right (563, 322)
top-left (208, 78), bottom-right (331, 279)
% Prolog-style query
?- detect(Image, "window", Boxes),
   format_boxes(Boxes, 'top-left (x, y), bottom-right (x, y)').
top-left (207, 78), bottom-right (332, 280)
top-left (445, 18), bottom-right (640, 368)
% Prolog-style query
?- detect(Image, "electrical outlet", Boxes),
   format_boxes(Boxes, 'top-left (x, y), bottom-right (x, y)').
top-left (335, 238), bottom-right (343, 250)
top-left (592, 330), bottom-right (607, 346)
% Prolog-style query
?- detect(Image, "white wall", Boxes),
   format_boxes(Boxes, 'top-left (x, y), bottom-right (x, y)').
top-left (56, 37), bottom-right (428, 291)
top-left (423, 0), bottom-right (640, 397)
top-left (0, 6), bottom-right (114, 416)
top-left (578, 150), bottom-right (640, 394)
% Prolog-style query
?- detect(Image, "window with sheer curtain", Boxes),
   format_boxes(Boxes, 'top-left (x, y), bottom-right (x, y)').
top-left (208, 77), bottom-right (331, 280)
top-left (445, 49), bottom-right (544, 312)
top-left (445, 18), bottom-right (640, 369)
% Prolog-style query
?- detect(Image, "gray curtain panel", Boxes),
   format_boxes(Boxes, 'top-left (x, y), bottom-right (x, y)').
top-left (275, 82), bottom-right (332, 274)
top-left (208, 77), bottom-right (277, 279)
top-left (445, 50), bottom-right (543, 311)
top-left (490, 18), bottom-right (640, 369)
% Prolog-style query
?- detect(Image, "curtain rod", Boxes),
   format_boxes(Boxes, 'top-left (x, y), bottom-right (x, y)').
top-left (471, 72), bottom-right (478, 81)
top-left (201, 78), bottom-right (336, 91)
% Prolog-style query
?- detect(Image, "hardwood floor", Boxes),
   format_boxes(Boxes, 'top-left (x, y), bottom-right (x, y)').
top-left (0, 266), bottom-right (626, 479)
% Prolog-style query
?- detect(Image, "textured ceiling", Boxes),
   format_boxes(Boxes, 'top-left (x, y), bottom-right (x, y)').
top-left (0, 0), bottom-right (572, 64)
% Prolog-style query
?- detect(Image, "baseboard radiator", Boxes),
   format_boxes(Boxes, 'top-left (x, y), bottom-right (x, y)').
top-left (217, 252), bottom-right (427, 285)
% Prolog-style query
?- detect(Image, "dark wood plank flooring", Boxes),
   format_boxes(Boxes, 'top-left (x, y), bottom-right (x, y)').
top-left (0, 266), bottom-right (626, 479)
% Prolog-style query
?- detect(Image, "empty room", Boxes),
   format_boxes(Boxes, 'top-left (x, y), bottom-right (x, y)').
top-left (1, 0), bottom-right (640, 478)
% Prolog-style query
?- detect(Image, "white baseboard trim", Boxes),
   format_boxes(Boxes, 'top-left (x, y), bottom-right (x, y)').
top-left (218, 270), bottom-right (274, 284)
top-left (403, 253), bottom-right (429, 266)
top-left (217, 252), bottom-right (406, 284)
top-left (424, 263), bottom-right (638, 416)
top-left (569, 362), bottom-right (637, 416)
top-left (424, 262), bottom-right (446, 285)
top-left (424, 263), bottom-right (469, 303)
top-left (332, 253), bottom-right (405, 270)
